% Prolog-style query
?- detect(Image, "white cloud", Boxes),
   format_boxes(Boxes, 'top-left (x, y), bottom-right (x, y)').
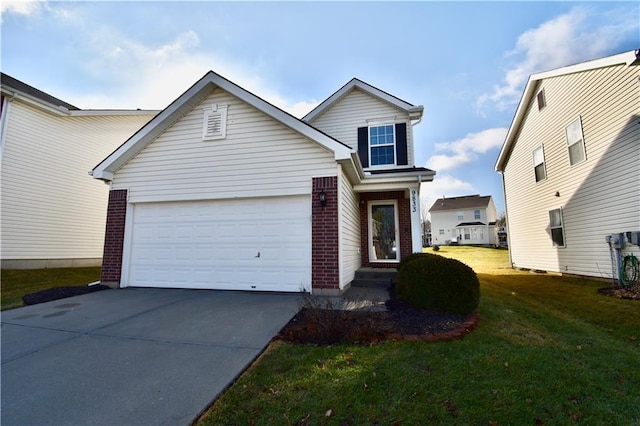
top-left (0, 0), bottom-right (43, 20)
top-left (426, 127), bottom-right (507, 171)
top-left (420, 174), bottom-right (475, 218)
top-left (477, 6), bottom-right (639, 114)
top-left (37, 6), bottom-right (319, 116)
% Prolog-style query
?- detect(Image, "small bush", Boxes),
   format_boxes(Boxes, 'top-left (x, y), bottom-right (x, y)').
top-left (432, 245), bottom-right (440, 252)
top-left (396, 255), bottom-right (480, 315)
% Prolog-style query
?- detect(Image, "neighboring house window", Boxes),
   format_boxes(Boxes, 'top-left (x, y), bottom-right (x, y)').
top-left (565, 117), bottom-right (586, 166)
top-left (549, 208), bottom-right (565, 247)
top-left (464, 228), bottom-right (471, 240)
top-left (457, 211), bottom-right (464, 221)
top-left (439, 229), bottom-right (445, 235)
top-left (202, 104), bottom-right (228, 140)
top-left (369, 124), bottom-right (395, 166)
top-left (537, 89), bottom-right (546, 110)
top-left (474, 209), bottom-right (481, 220)
top-left (533, 146), bottom-right (547, 182)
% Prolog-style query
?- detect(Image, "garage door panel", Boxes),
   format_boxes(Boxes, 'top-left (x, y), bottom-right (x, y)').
top-left (127, 196), bottom-right (311, 292)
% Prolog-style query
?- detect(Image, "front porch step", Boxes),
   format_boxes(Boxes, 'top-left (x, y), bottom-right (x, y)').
top-left (351, 267), bottom-right (397, 288)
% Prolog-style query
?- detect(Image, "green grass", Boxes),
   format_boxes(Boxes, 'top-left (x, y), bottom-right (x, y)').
top-left (199, 247), bottom-right (640, 425)
top-left (1, 267), bottom-right (101, 310)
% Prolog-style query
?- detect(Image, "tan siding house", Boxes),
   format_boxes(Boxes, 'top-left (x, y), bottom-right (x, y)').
top-left (93, 71), bottom-right (435, 293)
top-left (495, 50), bottom-right (640, 279)
top-left (0, 73), bottom-right (157, 268)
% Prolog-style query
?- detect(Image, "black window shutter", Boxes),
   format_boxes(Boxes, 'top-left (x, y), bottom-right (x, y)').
top-left (395, 123), bottom-right (408, 166)
top-left (357, 127), bottom-right (369, 168)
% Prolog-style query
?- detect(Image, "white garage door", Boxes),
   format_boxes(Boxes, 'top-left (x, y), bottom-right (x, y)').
top-left (126, 196), bottom-right (311, 292)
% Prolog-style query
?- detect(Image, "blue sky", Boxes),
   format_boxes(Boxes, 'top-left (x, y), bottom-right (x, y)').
top-left (2, 1), bottom-right (638, 216)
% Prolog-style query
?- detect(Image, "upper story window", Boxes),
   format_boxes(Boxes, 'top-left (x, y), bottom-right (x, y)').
top-left (369, 124), bottom-right (395, 166)
top-left (565, 117), bottom-right (586, 166)
top-left (533, 145), bottom-right (547, 182)
top-left (474, 209), bottom-right (481, 220)
top-left (202, 104), bottom-right (228, 141)
top-left (456, 211), bottom-right (464, 221)
top-left (357, 123), bottom-right (408, 169)
top-left (536, 89), bottom-right (546, 111)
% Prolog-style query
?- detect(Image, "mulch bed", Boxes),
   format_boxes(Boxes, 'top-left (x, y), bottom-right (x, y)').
top-left (597, 285), bottom-right (640, 300)
top-left (22, 285), bottom-right (111, 305)
top-left (278, 287), bottom-right (477, 346)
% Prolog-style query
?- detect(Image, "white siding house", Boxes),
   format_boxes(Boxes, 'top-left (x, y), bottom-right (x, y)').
top-left (495, 50), bottom-right (640, 279)
top-left (93, 71), bottom-right (434, 294)
top-left (0, 73), bottom-right (157, 268)
top-left (429, 195), bottom-right (498, 246)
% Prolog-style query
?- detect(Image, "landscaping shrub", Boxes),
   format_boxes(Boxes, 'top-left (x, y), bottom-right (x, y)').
top-left (432, 245), bottom-right (440, 252)
top-left (396, 254), bottom-right (479, 315)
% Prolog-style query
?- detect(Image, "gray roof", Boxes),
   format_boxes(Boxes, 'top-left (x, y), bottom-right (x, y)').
top-left (429, 195), bottom-right (492, 212)
top-left (1, 73), bottom-right (79, 110)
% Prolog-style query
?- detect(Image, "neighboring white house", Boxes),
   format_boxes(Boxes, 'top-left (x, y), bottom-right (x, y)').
top-left (0, 73), bottom-right (158, 269)
top-left (495, 50), bottom-right (640, 279)
top-left (92, 72), bottom-right (435, 294)
top-left (429, 195), bottom-right (498, 246)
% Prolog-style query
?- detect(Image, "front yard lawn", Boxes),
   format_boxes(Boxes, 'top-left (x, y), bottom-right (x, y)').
top-left (198, 247), bottom-right (640, 424)
top-left (1, 267), bottom-right (101, 310)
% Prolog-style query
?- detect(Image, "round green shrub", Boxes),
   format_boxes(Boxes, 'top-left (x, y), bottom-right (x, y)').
top-left (396, 255), bottom-right (480, 315)
top-left (432, 245), bottom-right (440, 252)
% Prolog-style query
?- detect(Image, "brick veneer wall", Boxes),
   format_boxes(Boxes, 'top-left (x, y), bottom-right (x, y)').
top-left (360, 191), bottom-right (412, 268)
top-left (100, 189), bottom-right (127, 286)
top-left (312, 177), bottom-right (339, 291)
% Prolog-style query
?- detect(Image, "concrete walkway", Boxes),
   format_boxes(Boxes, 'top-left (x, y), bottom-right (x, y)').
top-left (1, 288), bottom-right (300, 426)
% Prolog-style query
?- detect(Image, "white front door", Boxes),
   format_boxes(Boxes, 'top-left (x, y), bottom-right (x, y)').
top-left (124, 195), bottom-right (311, 292)
top-left (368, 200), bottom-right (400, 262)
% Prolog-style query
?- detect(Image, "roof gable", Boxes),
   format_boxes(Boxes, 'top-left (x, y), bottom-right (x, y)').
top-left (92, 71), bottom-right (354, 181)
top-left (429, 195), bottom-right (492, 212)
top-left (302, 78), bottom-right (423, 123)
top-left (495, 50), bottom-right (639, 172)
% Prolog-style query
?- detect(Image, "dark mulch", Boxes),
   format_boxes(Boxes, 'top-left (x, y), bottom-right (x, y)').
top-left (278, 287), bottom-right (470, 345)
top-left (598, 285), bottom-right (640, 300)
top-left (22, 285), bottom-right (111, 305)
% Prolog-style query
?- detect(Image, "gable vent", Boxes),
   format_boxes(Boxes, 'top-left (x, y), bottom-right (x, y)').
top-left (202, 104), bottom-right (228, 140)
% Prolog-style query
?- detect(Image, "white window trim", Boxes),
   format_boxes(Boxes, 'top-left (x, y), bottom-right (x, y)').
top-left (474, 209), bottom-right (481, 220)
top-left (533, 145), bottom-right (547, 183)
top-left (202, 104), bottom-right (228, 141)
top-left (368, 123), bottom-right (396, 168)
top-left (368, 200), bottom-right (400, 263)
top-left (565, 116), bottom-right (586, 166)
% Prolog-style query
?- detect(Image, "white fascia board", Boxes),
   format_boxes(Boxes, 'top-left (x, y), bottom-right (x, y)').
top-left (495, 50), bottom-right (638, 172)
top-left (1, 89), bottom-right (72, 117)
top-left (69, 110), bottom-right (160, 117)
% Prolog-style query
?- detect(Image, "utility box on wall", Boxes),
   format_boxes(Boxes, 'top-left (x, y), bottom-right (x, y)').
top-left (629, 231), bottom-right (640, 246)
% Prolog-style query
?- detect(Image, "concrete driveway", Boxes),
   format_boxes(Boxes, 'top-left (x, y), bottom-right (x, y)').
top-left (1, 288), bottom-right (300, 425)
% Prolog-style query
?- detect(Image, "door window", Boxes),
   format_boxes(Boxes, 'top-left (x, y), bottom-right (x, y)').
top-left (370, 202), bottom-right (399, 261)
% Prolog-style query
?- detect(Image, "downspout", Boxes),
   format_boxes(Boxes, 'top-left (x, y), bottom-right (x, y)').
top-left (500, 170), bottom-right (514, 268)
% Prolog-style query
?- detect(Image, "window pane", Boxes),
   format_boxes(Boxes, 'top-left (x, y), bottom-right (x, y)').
top-left (535, 164), bottom-right (546, 182)
top-left (474, 209), bottom-right (481, 220)
top-left (371, 146), bottom-right (394, 165)
top-left (566, 118), bottom-right (583, 145)
top-left (551, 228), bottom-right (565, 247)
top-left (370, 127), bottom-right (378, 136)
top-left (568, 141), bottom-right (585, 165)
top-left (371, 204), bottom-right (397, 260)
top-left (549, 209), bottom-right (562, 227)
top-left (533, 147), bottom-right (544, 165)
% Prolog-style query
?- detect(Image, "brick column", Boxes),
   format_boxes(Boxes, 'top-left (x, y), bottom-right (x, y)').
top-left (312, 177), bottom-right (339, 293)
top-left (100, 189), bottom-right (127, 287)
